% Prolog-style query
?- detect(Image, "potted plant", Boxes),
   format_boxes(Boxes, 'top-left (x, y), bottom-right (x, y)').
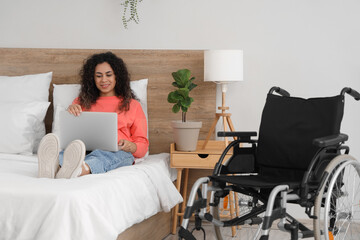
top-left (168, 69), bottom-right (202, 151)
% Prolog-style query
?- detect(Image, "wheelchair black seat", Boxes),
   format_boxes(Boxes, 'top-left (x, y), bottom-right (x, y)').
top-left (210, 174), bottom-right (302, 189)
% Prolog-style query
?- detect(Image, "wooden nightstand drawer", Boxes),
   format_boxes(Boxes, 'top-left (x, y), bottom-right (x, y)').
top-left (170, 140), bottom-right (232, 169)
top-left (171, 153), bottom-right (224, 169)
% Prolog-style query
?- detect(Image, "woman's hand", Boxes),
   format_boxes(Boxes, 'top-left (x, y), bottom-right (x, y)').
top-left (118, 139), bottom-right (137, 153)
top-left (67, 104), bottom-right (82, 116)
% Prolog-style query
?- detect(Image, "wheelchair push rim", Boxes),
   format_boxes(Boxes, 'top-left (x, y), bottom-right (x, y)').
top-left (314, 155), bottom-right (360, 240)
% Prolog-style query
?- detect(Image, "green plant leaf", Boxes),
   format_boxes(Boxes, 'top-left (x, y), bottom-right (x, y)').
top-left (177, 88), bottom-right (189, 99)
top-left (184, 78), bottom-right (196, 89)
top-left (171, 72), bottom-right (181, 82)
top-left (172, 104), bottom-right (180, 113)
top-left (177, 69), bottom-right (191, 81)
top-left (188, 83), bottom-right (197, 91)
top-left (172, 82), bottom-right (179, 88)
top-left (181, 106), bottom-right (188, 112)
top-left (172, 69), bottom-right (192, 88)
top-left (181, 97), bottom-right (193, 107)
top-left (167, 92), bottom-right (177, 103)
top-left (167, 91), bottom-right (183, 103)
top-left (172, 72), bottom-right (186, 88)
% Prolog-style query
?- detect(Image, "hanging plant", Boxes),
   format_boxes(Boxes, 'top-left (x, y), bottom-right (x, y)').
top-left (121, 0), bottom-right (143, 29)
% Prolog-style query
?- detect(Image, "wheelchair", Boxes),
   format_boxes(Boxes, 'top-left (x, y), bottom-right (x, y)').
top-left (179, 87), bottom-right (360, 240)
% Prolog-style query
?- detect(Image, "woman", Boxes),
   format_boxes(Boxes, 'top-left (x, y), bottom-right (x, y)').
top-left (38, 52), bottom-right (148, 179)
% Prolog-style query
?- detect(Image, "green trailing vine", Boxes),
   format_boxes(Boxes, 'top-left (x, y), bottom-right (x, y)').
top-left (121, 0), bottom-right (143, 29)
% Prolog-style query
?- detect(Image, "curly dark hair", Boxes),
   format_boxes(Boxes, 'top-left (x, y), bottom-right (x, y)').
top-left (78, 52), bottom-right (136, 112)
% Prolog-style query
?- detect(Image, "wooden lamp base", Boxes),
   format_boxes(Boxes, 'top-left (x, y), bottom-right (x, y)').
top-left (202, 87), bottom-right (236, 149)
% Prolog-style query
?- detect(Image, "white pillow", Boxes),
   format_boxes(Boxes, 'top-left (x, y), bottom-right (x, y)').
top-left (0, 102), bottom-right (50, 155)
top-left (130, 78), bottom-right (148, 121)
top-left (0, 72), bottom-right (52, 154)
top-left (0, 72), bottom-right (52, 102)
top-left (130, 79), bottom-right (149, 157)
top-left (52, 84), bottom-right (81, 113)
top-left (52, 78), bottom-right (149, 138)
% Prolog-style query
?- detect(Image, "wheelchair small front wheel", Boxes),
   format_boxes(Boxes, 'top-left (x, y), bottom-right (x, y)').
top-left (210, 191), bottom-right (262, 240)
top-left (314, 155), bottom-right (360, 240)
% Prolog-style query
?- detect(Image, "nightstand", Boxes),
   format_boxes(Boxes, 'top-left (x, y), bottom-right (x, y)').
top-left (170, 140), bottom-right (232, 234)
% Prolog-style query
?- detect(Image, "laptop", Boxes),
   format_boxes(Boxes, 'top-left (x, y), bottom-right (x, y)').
top-left (59, 111), bottom-right (118, 152)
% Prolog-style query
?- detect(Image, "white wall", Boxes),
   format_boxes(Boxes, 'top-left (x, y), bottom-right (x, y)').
top-left (1, 0), bottom-right (360, 219)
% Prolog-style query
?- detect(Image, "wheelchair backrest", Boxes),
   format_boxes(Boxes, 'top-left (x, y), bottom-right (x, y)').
top-left (257, 93), bottom-right (344, 178)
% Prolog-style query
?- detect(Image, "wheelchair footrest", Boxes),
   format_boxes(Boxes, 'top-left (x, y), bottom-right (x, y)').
top-left (301, 230), bottom-right (314, 238)
top-left (250, 217), bottom-right (262, 225)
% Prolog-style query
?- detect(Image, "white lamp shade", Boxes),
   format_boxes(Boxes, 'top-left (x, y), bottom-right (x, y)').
top-left (204, 50), bottom-right (243, 82)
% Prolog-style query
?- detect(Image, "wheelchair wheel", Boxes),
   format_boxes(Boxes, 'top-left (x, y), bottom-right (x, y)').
top-left (211, 191), bottom-right (262, 240)
top-left (314, 155), bottom-right (360, 240)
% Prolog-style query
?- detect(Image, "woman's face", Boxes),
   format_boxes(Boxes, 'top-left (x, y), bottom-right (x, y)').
top-left (94, 62), bottom-right (116, 97)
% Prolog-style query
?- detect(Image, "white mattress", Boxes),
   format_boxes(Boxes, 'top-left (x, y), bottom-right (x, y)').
top-left (0, 153), bottom-right (182, 240)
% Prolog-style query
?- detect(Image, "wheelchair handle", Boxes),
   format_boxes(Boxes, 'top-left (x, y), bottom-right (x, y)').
top-left (268, 86), bottom-right (290, 97)
top-left (341, 87), bottom-right (360, 101)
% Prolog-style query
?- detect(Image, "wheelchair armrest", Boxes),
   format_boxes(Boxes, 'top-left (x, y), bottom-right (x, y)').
top-left (217, 131), bottom-right (257, 141)
top-left (213, 139), bottom-right (257, 175)
top-left (313, 133), bottom-right (348, 147)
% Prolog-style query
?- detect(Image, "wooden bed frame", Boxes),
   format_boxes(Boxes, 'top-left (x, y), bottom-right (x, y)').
top-left (0, 48), bottom-right (216, 239)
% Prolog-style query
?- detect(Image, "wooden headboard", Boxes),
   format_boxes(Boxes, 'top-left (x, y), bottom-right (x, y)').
top-left (0, 48), bottom-right (216, 154)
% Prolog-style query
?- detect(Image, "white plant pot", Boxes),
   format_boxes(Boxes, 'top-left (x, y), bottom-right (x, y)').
top-left (171, 120), bottom-right (202, 151)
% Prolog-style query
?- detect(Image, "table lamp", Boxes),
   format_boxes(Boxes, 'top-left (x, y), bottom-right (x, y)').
top-left (202, 49), bottom-right (243, 149)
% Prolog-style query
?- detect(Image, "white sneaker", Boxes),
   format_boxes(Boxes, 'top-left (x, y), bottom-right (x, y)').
top-left (55, 140), bottom-right (86, 179)
top-left (38, 133), bottom-right (60, 178)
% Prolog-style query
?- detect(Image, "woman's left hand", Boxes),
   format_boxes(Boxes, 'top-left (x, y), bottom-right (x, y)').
top-left (118, 139), bottom-right (137, 153)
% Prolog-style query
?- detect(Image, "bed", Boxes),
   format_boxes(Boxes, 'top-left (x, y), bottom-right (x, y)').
top-left (0, 48), bottom-right (216, 240)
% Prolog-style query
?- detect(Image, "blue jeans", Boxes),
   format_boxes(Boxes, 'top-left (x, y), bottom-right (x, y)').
top-left (59, 149), bottom-right (134, 174)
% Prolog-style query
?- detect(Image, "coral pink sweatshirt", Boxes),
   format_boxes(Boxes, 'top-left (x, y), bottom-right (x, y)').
top-left (73, 96), bottom-right (149, 158)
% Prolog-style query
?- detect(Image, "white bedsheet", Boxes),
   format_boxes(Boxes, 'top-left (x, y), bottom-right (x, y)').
top-left (0, 153), bottom-right (182, 240)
